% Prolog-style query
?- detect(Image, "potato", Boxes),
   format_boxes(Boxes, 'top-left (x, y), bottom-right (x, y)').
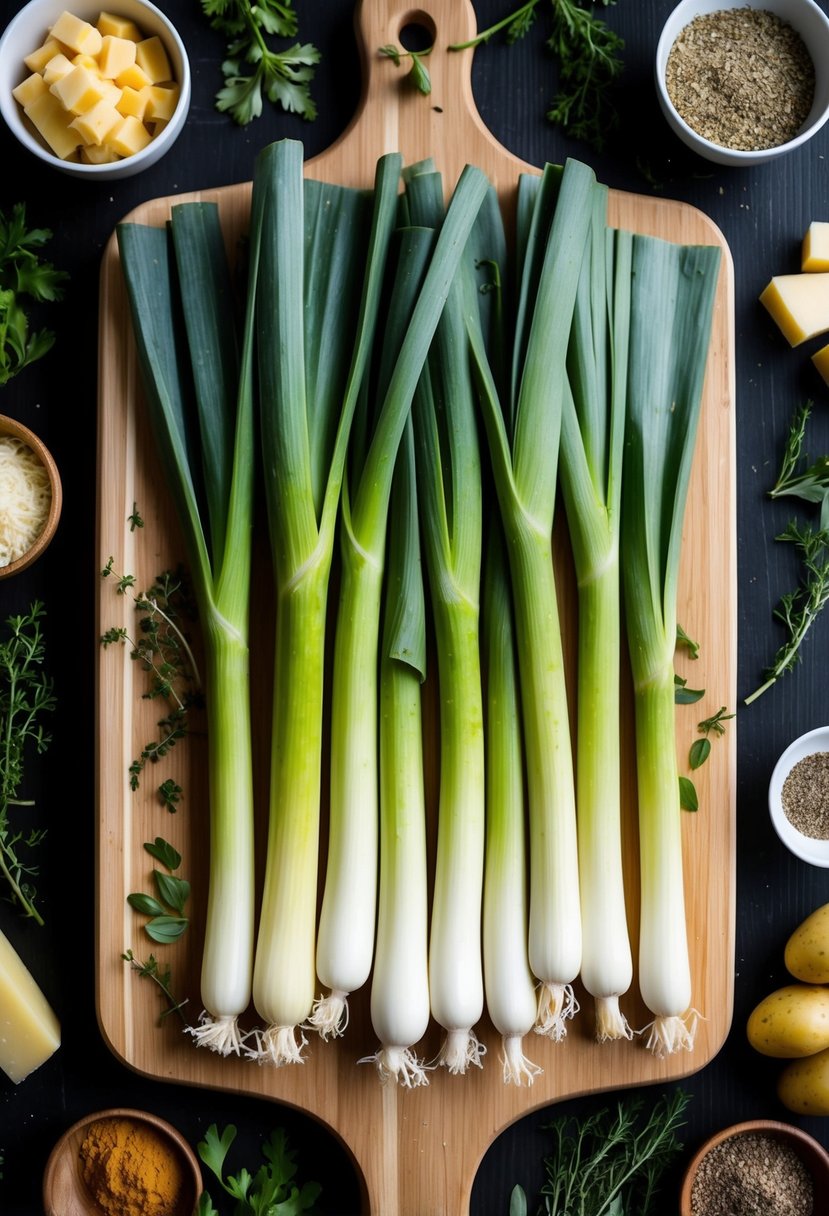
top-left (746, 984), bottom-right (829, 1057)
top-left (785, 902), bottom-right (829, 984)
top-left (778, 1046), bottom-right (829, 1114)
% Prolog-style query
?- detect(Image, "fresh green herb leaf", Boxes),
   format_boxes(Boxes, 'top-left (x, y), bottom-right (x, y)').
top-left (0, 602), bottom-right (55, 923)
top-left (679, 775), bottom-right (698, 811)
top-left (129, 837), bottom-right (189, 945)
top-left (144, 836), bottom-right (181, 870)
top-left (128, 502), bottom-right (144, 530)
top-left (122, 948), bottom-right (189, 1022)
top-left (379, 44), bottom-right (432, 94)
top-left (698, 706), bottom-right (734, 737)
top-left (676, 623), bottom-right (700, 659)
top-left (687, 706), bottom-right (733, 773)
top-left (449, 0), bottom-right (624, 150)
top-left (509, 1184), bottom-right (528, 1216)
top-left (674, 674), bottom-right (705, 704)
top-left (689, 737), bottom-right (711, 770)
top-left (197, 1124), bottom-right (322, 1215)
top-left (153, 869), bottom-right (190, 915)
top-left (201, 0), bottom-right (319, 125)
top-left (144, 914), bottom-right (189, 944)
top-left (127, 892), bottom-right (167, 917)
top-left (157, 777), bottom-right (183, 811)
top-left (0, 204), bottom-right (68, 385)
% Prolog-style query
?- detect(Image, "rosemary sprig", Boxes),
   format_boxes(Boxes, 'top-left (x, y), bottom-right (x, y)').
top-left (768, 400), bottom-right (829, 532)
top-left (0, 602), bottom-right (55, 923)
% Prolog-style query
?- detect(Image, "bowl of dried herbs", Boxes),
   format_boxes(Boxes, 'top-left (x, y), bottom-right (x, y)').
top-left (655, 0), bottom-right (829, 166)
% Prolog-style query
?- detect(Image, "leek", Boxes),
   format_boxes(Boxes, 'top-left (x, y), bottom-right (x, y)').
top-left (621, 234), bottom-right (720, 1057)
top-left (466, 158), bottom-right (595, 1040)
top-left (361, 417), bottom-right (431, 1086)
top-left (117, 201), bottom-right (256, 1054)
top-left (560, 191), bottom-right (634, 1041)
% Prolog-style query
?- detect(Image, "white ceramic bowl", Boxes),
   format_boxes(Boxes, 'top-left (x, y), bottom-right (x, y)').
top-left (0, 0), bottom-right (190, 180)
top-left (769, 725), bottom-right (829, 867)
top-left (655, 0), bottom-right (829, 166)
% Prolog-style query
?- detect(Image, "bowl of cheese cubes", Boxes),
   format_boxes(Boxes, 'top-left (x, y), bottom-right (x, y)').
top-left (0, 0), bottom-right (190, 178)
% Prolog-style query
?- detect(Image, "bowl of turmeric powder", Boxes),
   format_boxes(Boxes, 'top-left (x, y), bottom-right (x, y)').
top-left (0, 414), bottom-right (62, 578)
top-left (42, 1107), bottom-right (202, 1216)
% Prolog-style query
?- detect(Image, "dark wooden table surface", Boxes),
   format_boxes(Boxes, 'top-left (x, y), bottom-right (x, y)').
top-left (1, 0), bottom-right (829, 1212)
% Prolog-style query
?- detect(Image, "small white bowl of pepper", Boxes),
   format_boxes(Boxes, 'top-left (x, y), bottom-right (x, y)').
top-left (655, 0), bottom-right (829, 166)
top-left (769, 725), bottom-right (829, 867)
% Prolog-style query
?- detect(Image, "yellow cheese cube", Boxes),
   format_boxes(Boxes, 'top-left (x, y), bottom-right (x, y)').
top-left (134, 35), bottom-right (172, 84)
top-left (49, 10), bottom-right (103, 56)
top-left (71, 52), bottom-right (99, 70)
top-left (81, 141), bottom-right (120, 163)
top-left (813, 343), bottom-right (829, 387)
top-left (0, 928), bottom-right (60, 1084)
top-left (802, 223), bottom-right (829, 273)
top-left (12, 72), bottom-right (48, 108)
top-left (23, 39), bottom-right (62, 74)
top-left (105, 114), bottom-right (152, 156)
top-left (41, 53), bottom-right (74, 86)
top-left (69, 97), bottom-right (121, 145)
top-left (50, 64), bottom-right (107, 115)
top-left (115, 85), bottom-right (147, 120)
top-left (760, 274), bottom-right (829, 346)
top-left (115, 62), bottom-right (151, 91)
top-left (96, 10), bottom-right (143, 41)
top-left (97, 34), bottom-right (136, 79)
top-left (24, 90), bottom-right (79, 159)
top-left (144, 83), bottom-right (179, 122)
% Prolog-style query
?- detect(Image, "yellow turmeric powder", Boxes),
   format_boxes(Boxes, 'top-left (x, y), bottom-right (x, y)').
top-left (79, 1116), bottom-right (189, 1216)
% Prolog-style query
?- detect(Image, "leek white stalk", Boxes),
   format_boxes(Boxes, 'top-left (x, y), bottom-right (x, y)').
top-left (117, 202), bottom-right (256, 1055)
top-left (465, 159), bottom-right (595, 1041)
top-left (407, 164), bottom-right (486, 1073)
top-left (621, 234), bottom-right (721, 1057)
top-left (482, 527), bottom-right (541, 1085)
top-left (560, 192), bottom-right (634, 1041)
top-left (362, 418), bottom-right (431, 1086)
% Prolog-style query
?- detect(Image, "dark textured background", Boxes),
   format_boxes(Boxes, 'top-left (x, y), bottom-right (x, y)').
top-left (1, 0), bottom-right (828, 1212)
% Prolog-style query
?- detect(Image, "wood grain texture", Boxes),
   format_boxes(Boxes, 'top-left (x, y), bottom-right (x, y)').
top-left (94, 2), bottom-right (737, 1213)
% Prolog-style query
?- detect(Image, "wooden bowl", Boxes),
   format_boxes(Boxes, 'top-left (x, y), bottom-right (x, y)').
top-left (679, 1118), bottom-right (829, 1215)
top-left (42, 1107), bottom-right (202, 1216)
top-left (0, 414), bottom-right (62, 578)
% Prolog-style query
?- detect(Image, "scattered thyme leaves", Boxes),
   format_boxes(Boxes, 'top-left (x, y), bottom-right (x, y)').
top-left (201, 0), bottom-right (319, 125)
top-left (122, 949), bottom-right (189, 1023)
top-left (379, 44), bottom-right (432, 94)
top-left (0, 203), bottom-right (68, 386)
top-left (449, 0), bottom-right (624, 151)
top-left (0, 602), bottom-right (55, 924)
top-left (196, 1124), bottom-right (322, 1216)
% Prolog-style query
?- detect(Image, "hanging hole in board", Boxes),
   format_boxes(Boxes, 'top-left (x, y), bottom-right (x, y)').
top-left (398, 14), bottom-right (436, 53)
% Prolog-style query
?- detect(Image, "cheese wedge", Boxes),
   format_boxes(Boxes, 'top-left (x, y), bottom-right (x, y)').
top-left (803, 222), bottom-right (829, 273)
top-left (0, 927), bottom-right (60, 1083)
top-left (813, 343), bottom-right (829, 387)
top-left (760, 273), bottom-right (829, 346)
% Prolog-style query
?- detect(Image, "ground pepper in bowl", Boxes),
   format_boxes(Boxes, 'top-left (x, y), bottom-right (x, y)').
top-left (665, 8), bottom-right (815, 151)
top-left (782, 751), bottom-right (829, 839)
top-left (689, 1131), bottom-right (814, 1215)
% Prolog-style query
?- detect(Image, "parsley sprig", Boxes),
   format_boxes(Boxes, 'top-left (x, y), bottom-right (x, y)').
top-left (450, 0), bottom-right (624, 151)
top-left (0, 602), bottom-right (55, 924)
top-left (196, 1125), bottom-right (321, 1215)
top-left (201, 0), bottom-right (319, 125)
top-left (0, 203), bottom-right (68, 386)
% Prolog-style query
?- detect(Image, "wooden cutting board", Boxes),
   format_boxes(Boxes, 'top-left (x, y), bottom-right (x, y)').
top-left (95, 2), bottom-right (737, 1213)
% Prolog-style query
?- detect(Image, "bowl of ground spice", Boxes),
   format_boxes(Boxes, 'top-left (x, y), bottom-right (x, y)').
top-left (655, 0), bottom-right (829, 166)
top-left (680, 1119), bottom-right (829, 1216)
top-left (0, 414), bottom-right (61, 577)
top-left (769, 725), bottom-right (829, 866)
top-left (42, 1107), bottom-right (202, 1216)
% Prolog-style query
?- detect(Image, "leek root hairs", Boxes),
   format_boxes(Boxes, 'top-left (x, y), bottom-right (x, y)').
top-left (246, 1024), bottom-right (308, 1067)
top-left (185, 1011), bottom-right (247, 1056)
top-left (359, 1046), bottom-right (431, 1088)
top-left (534, 982), bottom-right (579, 1041)
top-left (641, 1010), bottom-right (700, 1058)
top-left (435, 1028), bottom-right (486, 1074)
top-left (501, 1035), bottom-right (543, 1086)
top-left (595, 995), bottom-right (633, 1043)
top-left (308, 989), bottom-right (349, 1039)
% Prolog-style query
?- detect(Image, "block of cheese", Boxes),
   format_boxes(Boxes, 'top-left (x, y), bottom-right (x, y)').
top-left (813, 343), bottom-right (829, 387)
top-left (49, 10), bottom-right (103, 57)
top-left (96, 10), bottom-right (142, 41)
top-left (134, 35), bottom-right (171, 84)
top-left (0, 927), bottom-right (60, 1083)
top-left (24, 90), bottom-right (78, 158)
top-left (760, 273), bottom-right (829, 346)
top-left (803, 222), bottom-right (829, 273)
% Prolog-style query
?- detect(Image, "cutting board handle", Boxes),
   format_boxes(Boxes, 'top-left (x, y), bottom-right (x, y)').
top-left (307, 0), bottom-right (534, 200)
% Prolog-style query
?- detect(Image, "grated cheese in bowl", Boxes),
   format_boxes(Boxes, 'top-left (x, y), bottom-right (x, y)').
top-left (0, 434), bottom-right (52, 567)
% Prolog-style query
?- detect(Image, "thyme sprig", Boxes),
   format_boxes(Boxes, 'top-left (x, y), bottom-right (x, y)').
top-left (122, 949), bottom-right (189, 1023)
top-left (449, 0), bottom-right (624, 150)
top-left (0, 602), bottom-right (55, 923)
